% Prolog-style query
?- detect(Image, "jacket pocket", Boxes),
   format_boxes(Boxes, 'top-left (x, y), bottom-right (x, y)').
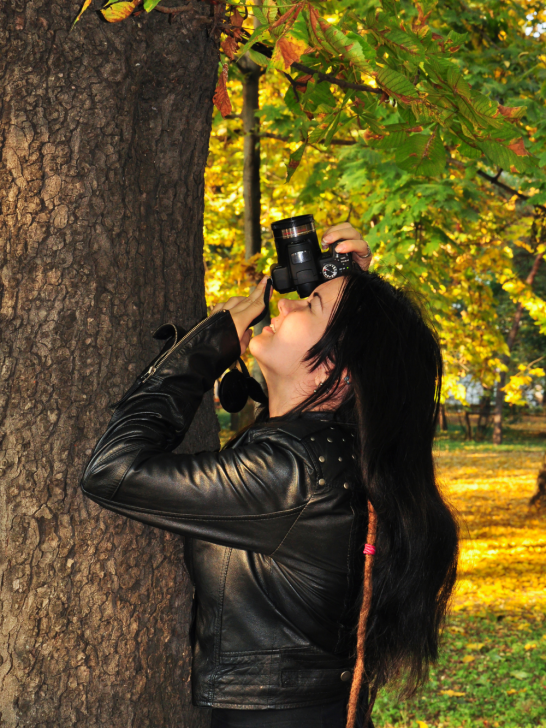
top-left (281, 667), bottom-right (352, 689)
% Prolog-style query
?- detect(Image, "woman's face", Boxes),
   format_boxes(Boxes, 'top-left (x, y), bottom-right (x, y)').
top-left (249, 277), bottom-right (345, 381)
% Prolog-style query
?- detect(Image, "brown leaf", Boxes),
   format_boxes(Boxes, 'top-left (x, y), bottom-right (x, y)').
top-left (497, 104), bottom-right (525, 119)
top-left (213, 64), bottom-right (232, 118)
top-left (231, 7), bottom-right (244, 29)
top-left (270, 2), bottom-right (303, 30)
top-left (363, 130), bottom-right (384, 142)
top-left (412, 2), bottom-right (433, 31)
top-left (294, 74), bottom-right (312, 90)
top-left (15, 15), bottom-right (25, 30)
top-left (276, 36), bottom-right (308, 69)
top-left (507, 137), bottom-right (529, 156)
top-left (221, 36), bottom-right (238, 61)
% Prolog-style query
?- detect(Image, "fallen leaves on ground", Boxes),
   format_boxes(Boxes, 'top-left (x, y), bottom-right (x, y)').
top-left (435, 447), bottom-right (546, 612)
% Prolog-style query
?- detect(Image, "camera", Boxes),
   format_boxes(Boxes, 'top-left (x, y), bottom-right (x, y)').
top-left (270, 214), bottom-right (354, 298)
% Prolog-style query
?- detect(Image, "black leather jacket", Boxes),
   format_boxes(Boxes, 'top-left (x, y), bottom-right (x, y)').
top-left (80, 311), bottom-right (368, 710)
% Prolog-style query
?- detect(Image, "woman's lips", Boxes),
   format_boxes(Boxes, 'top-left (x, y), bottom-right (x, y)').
top-left (262, 325), bottom-right (274, 334)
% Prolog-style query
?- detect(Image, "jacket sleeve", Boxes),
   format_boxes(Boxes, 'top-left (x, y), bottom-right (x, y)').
top-left (79, 311), bottom-right (312, 555)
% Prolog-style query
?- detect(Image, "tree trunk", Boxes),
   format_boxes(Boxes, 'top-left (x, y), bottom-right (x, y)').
top-left (231, 53), bottom-right (266, 432)
top-left (0, 3), bottom-right (218, 726)
top-left (475, 393), bottom-right (491, 441)
top-left (492, 247), bottom-right (544, 444)
top-left (238, 54), bottom-right (262, 260)
top-left (458, 410), bottom-right (472, 440)
top-left (439, 404), bottom-right (448, 431)
top-left (529, 453), bottom-right (546, 509)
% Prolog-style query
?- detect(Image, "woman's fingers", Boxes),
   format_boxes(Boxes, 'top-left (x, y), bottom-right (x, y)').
top-left (322, 222), bottom-right (372, 271)
top-left (240, 329), bottom-right (253, 354)
top-left (322, 222), bottom-right (362, 245)
top-left (213, 278), bottom-right (270, 353)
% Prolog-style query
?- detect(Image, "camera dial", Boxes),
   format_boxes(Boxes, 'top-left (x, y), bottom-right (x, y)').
top-left (321, 263), bottom-right (338, 280)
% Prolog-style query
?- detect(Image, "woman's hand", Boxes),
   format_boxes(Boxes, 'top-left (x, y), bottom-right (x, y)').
top-left (322, 222), bottom-right (372, 272)
top-left (210, 277), bottom-right (271, 355)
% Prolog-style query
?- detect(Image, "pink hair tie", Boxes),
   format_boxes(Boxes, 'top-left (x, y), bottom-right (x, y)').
top-left (363, 544), bottom-right (376, 556)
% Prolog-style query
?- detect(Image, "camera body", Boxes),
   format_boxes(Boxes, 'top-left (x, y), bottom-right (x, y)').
top-left (270, 214), bottom-right (353, 298)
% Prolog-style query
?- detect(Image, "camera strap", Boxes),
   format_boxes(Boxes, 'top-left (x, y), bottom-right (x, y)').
top-left (218, 358), bottom-right (267, 413)
top-left (218, 278), bottom-right (271, 413)
top-left (248, 278), bottom-right (273, 328)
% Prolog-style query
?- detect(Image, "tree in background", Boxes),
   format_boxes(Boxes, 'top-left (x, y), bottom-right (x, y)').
top-left (204, 0), bottom-right (546, 437)
top-left (0, 1), bottom-right (218, 725)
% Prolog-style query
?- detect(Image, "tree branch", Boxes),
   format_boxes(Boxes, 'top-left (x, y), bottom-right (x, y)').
top-left (290, 61), bottom-right (382, 95)
top-left (243, 35), bottom-right (383, 95)
top-left (154, 5), bottom-right (193, 13)
top-left (259, 131), bottom-right (356, 146)
top-left (449, 158), bottom-right (546, 213)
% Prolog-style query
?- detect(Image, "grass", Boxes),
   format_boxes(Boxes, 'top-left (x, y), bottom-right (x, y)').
top-left (375, 611), bottom-right (546, 728)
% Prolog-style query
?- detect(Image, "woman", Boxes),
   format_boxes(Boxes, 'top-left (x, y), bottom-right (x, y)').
top-left (80, 223), bottom-right (458, 728)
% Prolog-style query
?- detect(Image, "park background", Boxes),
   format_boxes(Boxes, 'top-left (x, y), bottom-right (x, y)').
top-left (1, 0), bottom-right (545, 726)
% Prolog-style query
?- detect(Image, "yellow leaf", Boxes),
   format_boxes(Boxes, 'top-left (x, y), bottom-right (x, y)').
top-left (440, 689), bottom-right (466, 697)
top-left (72, 0), bottom-right (93, 28)
top-left (417, 722), bottom-right (429, 728)
top-left (524, 643), bottom-right (536, 650)
top-left (462, 654), bottom-right (475, 663)
top-left (506, 689), bottom-right (518, 695)
top-left (466, 643), bottom-right (484, 650)
top-left (100, 0), bottom-right (141, 23)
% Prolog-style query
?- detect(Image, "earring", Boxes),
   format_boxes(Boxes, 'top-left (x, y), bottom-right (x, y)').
top-left (314, 381), bottom-right (326, 393)
top-left (344, 376), bottom-right (350, 384)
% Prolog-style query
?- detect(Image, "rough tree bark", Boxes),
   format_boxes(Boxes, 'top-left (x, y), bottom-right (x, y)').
top-left (0, 2), bottom-right (219, 725)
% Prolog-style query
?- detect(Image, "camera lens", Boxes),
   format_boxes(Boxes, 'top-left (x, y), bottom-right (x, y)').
top-left (271, 215), bottom-right (322, 298)
top-left (271, 214), bottom-right (316, 243)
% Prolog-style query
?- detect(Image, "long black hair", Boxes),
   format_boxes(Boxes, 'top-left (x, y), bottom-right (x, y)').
top-left (279, 271), bottom-right (459, 707)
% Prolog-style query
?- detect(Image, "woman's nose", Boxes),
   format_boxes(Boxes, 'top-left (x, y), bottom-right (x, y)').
top-left (278, 297), bottom-right (301, 315)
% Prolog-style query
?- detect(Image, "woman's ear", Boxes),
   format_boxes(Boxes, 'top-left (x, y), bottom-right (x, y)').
top-left (314, 365), bottom-right (329, 390)
top-left (314, 366), bottom-right (350, 389)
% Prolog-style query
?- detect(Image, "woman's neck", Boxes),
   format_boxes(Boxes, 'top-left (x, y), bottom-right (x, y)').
top-left (262, 368), bottom-right (314, 418)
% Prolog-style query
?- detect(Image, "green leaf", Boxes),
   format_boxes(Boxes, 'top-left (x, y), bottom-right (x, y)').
top-left (286, 142), bottom-right (307, 182)
top-left (252, 3), bottom-right (267, 25)
top-left (143, 0), bottom-right (161, 11)
top-left (236, 24), bottom-right (269, 59)
top-left (395, 130), bottom-right (447, 176)
top-left (376, 67), bottom-right (419, 102)
top-left (457, 141), bottom-right (482, 160)
top-left (248, 48), bottom-right (270, 67)
top-left (478, 140), bottom-right (517, 170)
top-left (446, 68), bottom-right (472, 99)
top-left (383, 28), bottom-right (423, 57)
top-left (324, 108), bottom-right (343, 146)
top-left (304, 79), bottom-right (337, 114)
top-left (368, 131), bottom-right (407, 149)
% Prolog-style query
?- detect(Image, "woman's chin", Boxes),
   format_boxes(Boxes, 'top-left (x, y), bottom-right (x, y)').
top-left (249, 332), bottom-right (272, 365)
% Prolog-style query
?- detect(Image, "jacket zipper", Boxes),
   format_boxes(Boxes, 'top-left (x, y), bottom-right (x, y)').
top-left (141, 311), bottom-right (224, 383)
